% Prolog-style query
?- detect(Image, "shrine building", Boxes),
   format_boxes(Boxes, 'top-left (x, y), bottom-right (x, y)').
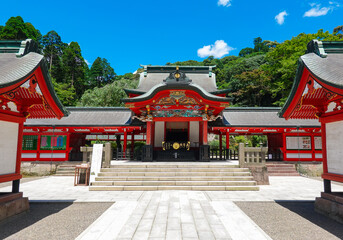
top-left (0, 39), bottom-right (68, 220)
top-left (280, 39), bottom-right (343, 222)
top-left (23, 65), bottom-right (322, 162)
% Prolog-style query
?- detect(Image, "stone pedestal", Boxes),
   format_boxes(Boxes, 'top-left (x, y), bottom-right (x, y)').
top-left (248, 166), bottom-right (269, 185)
top-left (199, 145), bottom-right (210, 162)
top-left (315, 192), bottom-right (343, 224)
top-left (0, 192), bottom-right (29, 222)
top-left (142, 145), bottom-right (153, 162)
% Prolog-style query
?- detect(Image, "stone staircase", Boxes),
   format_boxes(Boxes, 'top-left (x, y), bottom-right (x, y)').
top-left (55, 164), bottom-right (77, 176)
top-left (89, 163), bottom-right (259, 191)
top-left (266, 163), bottom-right (300, 176)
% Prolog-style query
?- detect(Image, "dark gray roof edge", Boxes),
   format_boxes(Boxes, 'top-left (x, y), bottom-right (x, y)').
top-left (224, 107), bottom-right (281, 112)
top-left (140, 65), bottom-right (216, 69)
top-left (24, 124), bottom-right (132, 127)
top-left (39, 59), bottom-right (69, 117)
top-left (122, 83), bottom-right (230, 103)
top-left (278, 59), bottom-right (305, 118)
top-left (0, 53), bottom-right (43, 89)
top-left (66, 107), bottom-right (130, 111)
top-left (223, 125), bottom-right (320, 128)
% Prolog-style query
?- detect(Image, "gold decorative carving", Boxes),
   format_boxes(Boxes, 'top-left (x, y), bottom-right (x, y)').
top-left (169, 90), bottom-right (185, 99)
top-left (178, 96), bottom-right (198, 105)
top-left (125, 103), bottom-right (135, 108)
top-left (157, 96), bottom-right (176, 105)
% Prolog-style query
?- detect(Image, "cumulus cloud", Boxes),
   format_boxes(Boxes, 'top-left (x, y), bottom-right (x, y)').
top-left (304, 4), bottom-right (332, 17)
top-left (275, 11), bottom-right (288, 25)
top-left (197, 40), bottom-right (234, 58)
top-left (218, 0), bottom-right (232, 7)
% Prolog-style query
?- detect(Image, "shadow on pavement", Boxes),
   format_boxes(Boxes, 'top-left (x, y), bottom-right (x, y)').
top-left (276, 200), bottom-right (343, 239)
top-left (0, 202), bottom-right (73, 239)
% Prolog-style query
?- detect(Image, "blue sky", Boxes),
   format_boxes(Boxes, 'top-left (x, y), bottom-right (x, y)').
top-left (1, 0), bottom-right (342, 74)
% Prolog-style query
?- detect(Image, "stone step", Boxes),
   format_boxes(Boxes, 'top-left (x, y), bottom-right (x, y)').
top-left (95, 176), bottom-right (254, 181)
top-left (267, 166), bottom-right (296, 170)
top-left (91, 180), bottom-right (257, 186)
top-left (55, 173), bottom-right (75, 176)
top-left (268, 173), bottom-right (300, 176)
top-left (97, 171), bottom-right (252, 177)
top-left (89, 185), bottom-right (260, 191)
top-left (268, 170), bottom-right (298, 173)
top-left (110, 164), bottom-right (239, 168)
top-left (101, 167), bottom-right (249, 172)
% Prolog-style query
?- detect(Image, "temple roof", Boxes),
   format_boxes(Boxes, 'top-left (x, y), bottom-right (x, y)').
top-left (224, 107), bottom-right (319, 127)
top-left (280, 40), bottom-right (343, 119)
top-left (25, 107), bottom-right (131, 126)
top-left (0, 39), bottom-right (68, 119)
top-left (135, 65), bottom-right (218, 93)
top-left (24, 107), bottom-right (320, 128)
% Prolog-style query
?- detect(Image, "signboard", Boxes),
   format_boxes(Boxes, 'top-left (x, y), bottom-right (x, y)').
top-left (0, 120), bottom-right (18, 175)
top-left (286, 136), bottom-right (311, 150)
top-left (90, 144), bottom-right (103, 182)
top-left (40, 135), bottom-right (67, 150)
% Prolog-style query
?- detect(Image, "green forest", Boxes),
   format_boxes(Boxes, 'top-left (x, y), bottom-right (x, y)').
top-left (1, 16), bottom-right (342, 107)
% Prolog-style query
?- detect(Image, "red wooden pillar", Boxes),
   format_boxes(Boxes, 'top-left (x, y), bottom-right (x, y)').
top-left (146, 121), bottom-right (152, 145)
top-left (226, 131), bottom-right (230, 149)
top-left (203, 121), bottom-right (208, 145)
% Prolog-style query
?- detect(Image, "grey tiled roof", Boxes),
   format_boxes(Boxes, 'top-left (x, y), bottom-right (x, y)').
top-left (224, 108), bottom-right (320, 127)
top-left (137, 72), bottom-right (218, 92)
top-left (0, 52), bottom-right (43, 88)
top-left (25, 107), bottom-right (131, 126)
top-left (301, 53), bottom-right (343, 88)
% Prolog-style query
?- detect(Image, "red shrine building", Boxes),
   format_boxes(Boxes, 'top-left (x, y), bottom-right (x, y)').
top-left (0, 39), bottom-right (68, 220)
top-left (280, 40), bottom-right (343, 222)
top-left (23, 65), bottom-right (322, 162)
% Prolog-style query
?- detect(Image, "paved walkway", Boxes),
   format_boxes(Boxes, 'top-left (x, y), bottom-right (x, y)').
top-left (1, 176), bottom-right (343, 239)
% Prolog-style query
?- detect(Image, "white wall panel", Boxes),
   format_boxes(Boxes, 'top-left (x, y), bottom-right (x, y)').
top-left (0, 120), bottom-right (19, 175)
top-left (326, 121), bottom-right (343, 175)
top-left (286, 153), bottom-right (312, 159)
top-left (40, 153), bottom-right (66, 158)
top-left (22, 153), bottom-right (37, 158)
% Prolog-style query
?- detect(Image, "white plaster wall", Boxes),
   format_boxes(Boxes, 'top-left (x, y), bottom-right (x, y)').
top-left (40, 153), bottom-right (66, 158)
top-left (189, 121), bottom-right (199, 147)
top-left (286, 153), bottom-right (312, 159)
top-left (0, 120), bottom-right (19, 175)
top-left (22, 153), bottom-right (37, 158)
top-left (326, 120), bottom-right (343, 175)
top-left (154, 122), bottom-right (165, 147)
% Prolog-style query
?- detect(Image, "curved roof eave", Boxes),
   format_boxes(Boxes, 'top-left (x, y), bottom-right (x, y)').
top-left (122, 83), bottom-right (231, 103)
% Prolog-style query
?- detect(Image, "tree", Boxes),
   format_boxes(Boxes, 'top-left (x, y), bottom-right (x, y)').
top-left (263, 29), bottom-right (341, 106)
top-left (333, 25), bottom-right (343, 39)
top-left (89, 57), bottom-right (116, 88)
top-left (239, 47), bottom-right (254, 57)
top-left (78, 78), bottom-right (138, 107)
top-left (0, 16), bottom-right (42, 46)
top-left (52, 79), bottom-right (77, 106)
top-left (61, 42), bottom-right (88, 98)
top-left (253, 37), bottom-right (269, 53)
top-left (42, 31), bottom-right (66, 72)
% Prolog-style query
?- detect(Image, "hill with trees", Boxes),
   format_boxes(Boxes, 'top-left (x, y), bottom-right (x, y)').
top-left (1, 16), bottom-right (342, 107)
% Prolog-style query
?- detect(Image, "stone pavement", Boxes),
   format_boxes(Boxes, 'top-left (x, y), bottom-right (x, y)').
top-left (1, 176), bottom-right (343, 239)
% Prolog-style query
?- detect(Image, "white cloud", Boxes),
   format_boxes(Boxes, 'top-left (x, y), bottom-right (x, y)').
top-left (218, 0), bottom-right (232, 7)
top-left (304, 4), bottom-right (332, 17)
top-left (197, 40), bottom-right (234, 58)
top-left (85, 59), bottom-right (90, 65)
top-left (275, 11), bottom-right (288, 25)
